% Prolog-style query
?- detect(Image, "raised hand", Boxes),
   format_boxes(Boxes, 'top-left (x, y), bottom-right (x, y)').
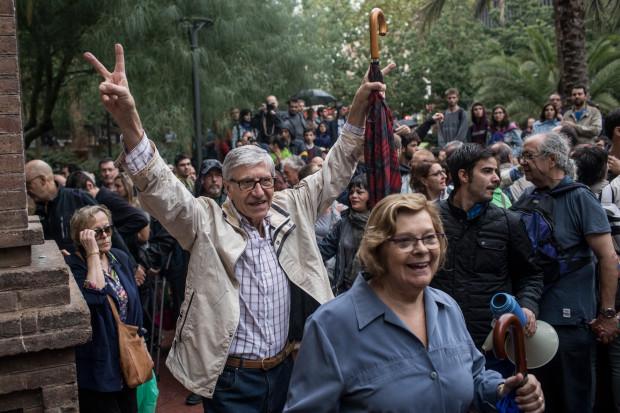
top-left (83, 44), bottom-right (144, 149)
top-left (79, 229), bottom-right (100, 256)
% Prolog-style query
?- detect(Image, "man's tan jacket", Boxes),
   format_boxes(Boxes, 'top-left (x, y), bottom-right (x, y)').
top-left (118, 130), bottom-right (362, 397)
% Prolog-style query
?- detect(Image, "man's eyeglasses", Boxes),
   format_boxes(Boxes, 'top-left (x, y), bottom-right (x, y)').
top-left (26, 175), bottom-right (44, 189)
top-left (519, 152), bottom-right (544, 162)
top-left (93, 225), bottom-right (114, 238)
top-left (387, 233), bottom-right (445, 252)
top-left (229, 177), bottom-right (275, 191)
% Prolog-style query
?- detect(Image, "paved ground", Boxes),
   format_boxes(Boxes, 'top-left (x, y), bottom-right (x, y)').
top-left (155, 330), bottom-right (202, 413)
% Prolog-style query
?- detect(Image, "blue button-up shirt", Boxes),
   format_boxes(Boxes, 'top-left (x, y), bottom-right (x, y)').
top-left (285, 277), bottom-right (503, 412)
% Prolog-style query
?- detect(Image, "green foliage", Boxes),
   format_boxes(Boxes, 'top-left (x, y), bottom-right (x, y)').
top-left (19, 0), bottom-right (321, 153)
top-left (471, 30), bottom-right (620, 122)
top-left (481, 0), bottom-right (555, 55)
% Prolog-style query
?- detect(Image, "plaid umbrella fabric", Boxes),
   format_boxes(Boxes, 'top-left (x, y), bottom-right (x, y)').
top-left (364, 61), bottom-right (401, 208)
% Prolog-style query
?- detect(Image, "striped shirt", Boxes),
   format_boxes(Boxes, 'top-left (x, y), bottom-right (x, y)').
top-left (229, 212), bottom-right (291, 359)
top-left (124, 133), bottom-right (291, 359)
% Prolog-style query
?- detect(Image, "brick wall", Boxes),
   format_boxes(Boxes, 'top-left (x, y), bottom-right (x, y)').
top-left (0, 0), bottom-right (27, 232)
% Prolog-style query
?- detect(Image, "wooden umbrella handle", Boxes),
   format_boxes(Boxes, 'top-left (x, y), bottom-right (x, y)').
top-left (493, 313), bottom-right (528, 375)
top-left (369, 8), bottom-right (388, 61)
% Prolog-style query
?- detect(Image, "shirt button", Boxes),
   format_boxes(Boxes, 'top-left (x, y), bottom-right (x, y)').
top-left (430, 371), bottom-right (438, 380)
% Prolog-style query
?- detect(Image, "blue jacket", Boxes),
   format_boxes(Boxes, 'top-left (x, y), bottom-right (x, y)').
top-left (65, 248), bottom-right (143, 392)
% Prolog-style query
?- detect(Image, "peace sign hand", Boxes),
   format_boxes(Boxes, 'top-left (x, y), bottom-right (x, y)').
top-left (83, 44), bottom-right (144, 149)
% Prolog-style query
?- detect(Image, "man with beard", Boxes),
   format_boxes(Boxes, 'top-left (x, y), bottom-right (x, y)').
top-left (195, 159), bottom-right (226, 206)
top-left (431, 143), bottom-right (543, 377)
top-left (437, 88), bottom-right (468, 147)
top-left (562, 85), bottom-right (602, 144)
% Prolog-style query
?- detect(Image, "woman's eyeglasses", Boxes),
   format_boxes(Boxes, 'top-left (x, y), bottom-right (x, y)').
top-left (93, 225), bottom-right (114, 238)
top-left (387, 233), bottom-right (445, 251)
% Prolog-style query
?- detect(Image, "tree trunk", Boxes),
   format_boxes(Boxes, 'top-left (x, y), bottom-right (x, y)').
top-left (553, 0), bottom-right (588, 101)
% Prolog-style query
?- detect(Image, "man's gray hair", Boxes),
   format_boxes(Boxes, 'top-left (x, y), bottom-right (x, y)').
top-left (281, 155), bottom-right (306, 172)
top-left (537, 132), bottom-right (576, 177)
top-left (222, 145), bottom-right (275, 181)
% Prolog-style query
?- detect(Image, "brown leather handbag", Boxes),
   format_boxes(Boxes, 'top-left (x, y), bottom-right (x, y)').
top-left (107, 296), bottom-right (154, 388)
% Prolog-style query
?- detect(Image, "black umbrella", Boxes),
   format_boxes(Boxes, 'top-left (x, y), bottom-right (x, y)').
top-left (293, 89), bottom-right (336, 106)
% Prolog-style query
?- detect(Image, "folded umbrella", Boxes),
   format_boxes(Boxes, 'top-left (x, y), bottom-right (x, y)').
top-left (364, 8), bottom-right (401, 207)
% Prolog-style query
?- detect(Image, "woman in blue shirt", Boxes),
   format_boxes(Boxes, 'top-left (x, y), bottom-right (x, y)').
top-left (533, 103), bottom-right (560, 134)
top-left (65, 205), bottom-right (143, 413)
top-left (285, 194), bottom-right (544, 412)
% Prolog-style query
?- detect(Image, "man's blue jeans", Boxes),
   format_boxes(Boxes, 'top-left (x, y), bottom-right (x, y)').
top-left (202, 356), bottom-right (294, 413)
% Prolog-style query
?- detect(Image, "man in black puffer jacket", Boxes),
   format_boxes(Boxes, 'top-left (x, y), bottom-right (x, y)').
top-left (431, 143), bottom-right (543, 377)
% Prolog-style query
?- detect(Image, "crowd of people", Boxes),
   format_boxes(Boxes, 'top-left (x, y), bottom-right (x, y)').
top-left (22, 42), bottom-right (620, 413)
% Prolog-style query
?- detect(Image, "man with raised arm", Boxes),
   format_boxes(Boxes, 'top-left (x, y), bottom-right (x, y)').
top-left (84, 44), bottom-right (393, 413)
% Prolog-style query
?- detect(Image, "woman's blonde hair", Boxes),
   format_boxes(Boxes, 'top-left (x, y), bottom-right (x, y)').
top-left (114, 172), bottom-right (139, 207)
top-left (70, 205), bottom-right (112, 250)
top-left (358, 193), bottom-right (447, 279)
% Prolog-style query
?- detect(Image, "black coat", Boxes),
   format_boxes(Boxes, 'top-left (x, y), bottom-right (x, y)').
top-left (65, 248), bottom-right (143, 392)
top-left (431, 199), bottom-right (543, 348)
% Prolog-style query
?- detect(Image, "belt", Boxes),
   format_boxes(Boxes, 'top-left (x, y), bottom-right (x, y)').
top-left (226, 342), bottom-right (295, 371)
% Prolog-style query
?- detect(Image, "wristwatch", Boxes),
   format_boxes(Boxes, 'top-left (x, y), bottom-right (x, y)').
top-left (600, 308), bottom-right (617, 319)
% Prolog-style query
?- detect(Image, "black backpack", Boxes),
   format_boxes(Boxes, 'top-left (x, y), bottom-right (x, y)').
top-left (511, 182), bottom-right (591, 285)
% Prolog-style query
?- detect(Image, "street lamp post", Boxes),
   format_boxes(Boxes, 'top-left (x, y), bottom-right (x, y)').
top-left (186, 17), bottom-right (213, 168)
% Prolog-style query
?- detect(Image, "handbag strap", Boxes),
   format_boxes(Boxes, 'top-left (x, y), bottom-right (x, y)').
top-left (106, 295), bottom-right (122, 325)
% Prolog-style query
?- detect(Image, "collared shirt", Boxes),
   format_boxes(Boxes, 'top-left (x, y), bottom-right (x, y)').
top-left (125, 133), bottom-right (291, 359)
top-left (229, 210), bottom-right (291, 359)
top-left (285, 277), bottom-right (502, 413)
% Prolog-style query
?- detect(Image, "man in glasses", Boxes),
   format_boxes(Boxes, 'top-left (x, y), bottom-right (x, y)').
top-left (83, 44), bottom-right (393, 412)
top-left (431, 143), bottom-right (543, 377)
top-left (25, 159), bottom-right (98, 252)
top-left (514, 132), bottom-right (618, 413)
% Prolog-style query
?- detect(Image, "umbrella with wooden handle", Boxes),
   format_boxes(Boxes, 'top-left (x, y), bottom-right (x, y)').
top-left (493, 313), bottom-right (528, 376)
top-left (365, 8), bottom-right (401, 207)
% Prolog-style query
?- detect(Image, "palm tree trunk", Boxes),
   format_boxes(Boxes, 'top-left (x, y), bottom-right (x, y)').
top-left (553, 0), bottom-right (588, 100)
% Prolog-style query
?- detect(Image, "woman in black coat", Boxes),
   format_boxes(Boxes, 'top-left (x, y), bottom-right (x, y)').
top-left (64, 205), bottom-right (143, 413)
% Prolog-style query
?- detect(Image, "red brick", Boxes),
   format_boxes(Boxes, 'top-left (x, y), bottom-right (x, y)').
top-left (42, 383), bottom-right (78, 409)
top-left (0, 245), bottom-right (30, 267)
top-left (0, 16), bottom-right (14, 35)
top-left (0, 172), bottom-right (23, 190)
top-left (0, 209), bottom-right (28, 229)
top-left (0, 93), bottom-right (19, 113)
top-left (0, 222), bottom-right (43, 248)
top-left (0, 153), bottom-right (22, 172)
top-left (18, 285), bottom-right (69, 310)
top-left (0, 114), bottom-right (21, 133)
top-left (0, 54), bottom-right (17, 75)
top-left (0, 364), bottom-right (75, 394)
top-left (0, 290), bottom-right (17, 312)
top-left (0, 389), bottom-right (42, 411)
top-left (0, 348), bottom-right (75, 374)
top-left (0, 0), bottom-right (15, 16)
top-left (0, 328), bottom-right (91, 358)
top-left (0, 77), bottom-right (18, 93)
top-left (0, 243), bottom-right (68, 290)
top-left (0, 133), bottom-right (23, 153)
top-left (0, 190), bottom-right (25, 211)
top-left (0, 35), bottom-right (15, 54)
